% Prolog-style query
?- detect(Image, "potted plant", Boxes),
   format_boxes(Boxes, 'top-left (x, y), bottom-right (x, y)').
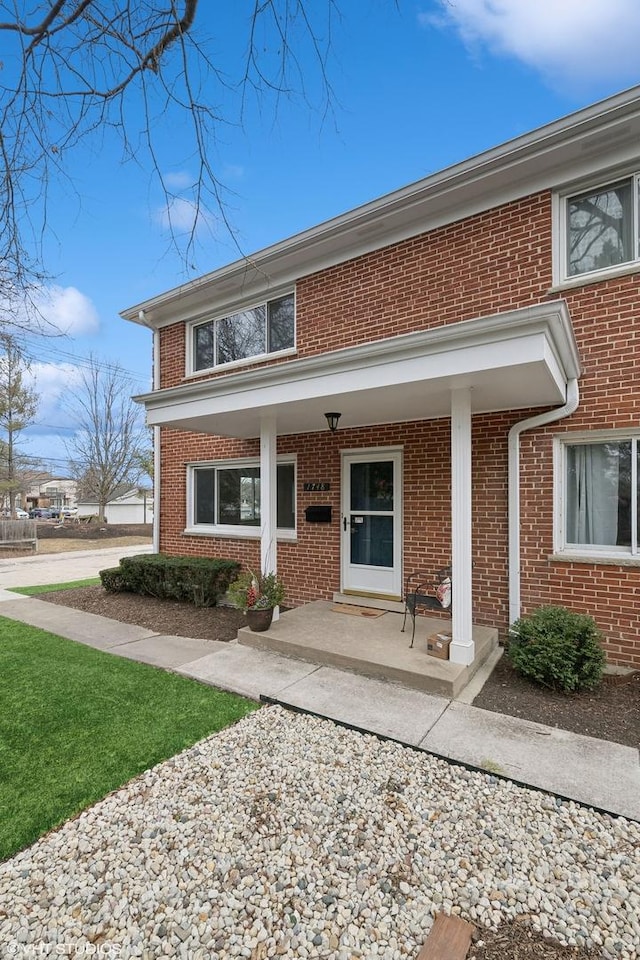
top-left (227, 568), bottom-right (286, 632)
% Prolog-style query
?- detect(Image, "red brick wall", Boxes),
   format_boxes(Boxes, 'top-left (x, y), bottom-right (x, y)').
top-left (155, 188), bottom-right (640, 667)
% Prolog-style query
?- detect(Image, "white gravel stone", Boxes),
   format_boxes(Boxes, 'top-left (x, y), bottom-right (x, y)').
top-left (0, 706), bottom-right (638, 959)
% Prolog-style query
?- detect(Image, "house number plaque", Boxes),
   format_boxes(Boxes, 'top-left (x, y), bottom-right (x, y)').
top-left (303, 482), bottom-right (331, 492)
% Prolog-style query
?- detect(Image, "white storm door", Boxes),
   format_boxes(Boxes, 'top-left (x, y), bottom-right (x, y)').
top-left (341, 449), bottom-right (402, 598)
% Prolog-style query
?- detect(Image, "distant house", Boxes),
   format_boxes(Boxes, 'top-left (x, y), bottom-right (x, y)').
top-left (23, 474), bottom-right (78, 514)
top-left (122, 86), bottom-right (640, 669)
top-left (77, 486), bottom-right (153, 524)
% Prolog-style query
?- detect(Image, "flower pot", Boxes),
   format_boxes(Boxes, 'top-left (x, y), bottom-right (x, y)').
top-left (246, 607), bottom-right (274, 632)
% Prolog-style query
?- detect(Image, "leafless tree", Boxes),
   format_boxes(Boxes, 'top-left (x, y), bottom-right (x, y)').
top-left (0, 335), bottom-right (39, 516)
top-left (65, 357), bottom-right (146, 520)
top-left (0, 1), bottom-right (337, 328)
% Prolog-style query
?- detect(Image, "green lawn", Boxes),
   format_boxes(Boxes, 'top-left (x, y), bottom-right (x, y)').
top-left (0, 616), bottom-right (258, 861)
top-left (8, 578), bottom-right (102, 595)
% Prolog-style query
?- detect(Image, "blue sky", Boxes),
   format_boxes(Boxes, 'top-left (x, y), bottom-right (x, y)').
top-left (15, 0), bottom-right (640, 471)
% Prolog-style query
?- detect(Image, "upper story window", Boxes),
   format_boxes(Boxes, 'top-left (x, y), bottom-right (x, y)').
top-left (555, 432), bottom-right (640, 560)
top-left (562, 174), bottom-right (640, 280)
top-left (191, 293), bottom-right (295, 373)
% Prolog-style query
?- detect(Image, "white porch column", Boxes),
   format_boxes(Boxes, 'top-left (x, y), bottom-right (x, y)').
top-left (260, 414), bottom-right (279, 621)
top-left (450, 387), bottom-right (474, 665)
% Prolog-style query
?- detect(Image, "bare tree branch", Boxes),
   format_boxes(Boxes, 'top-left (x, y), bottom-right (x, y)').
top-left (0, 1), bottom-right (338, 323)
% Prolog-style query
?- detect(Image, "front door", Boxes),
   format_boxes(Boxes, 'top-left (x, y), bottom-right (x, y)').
top-left (341, 449), bottom-right (402, 599)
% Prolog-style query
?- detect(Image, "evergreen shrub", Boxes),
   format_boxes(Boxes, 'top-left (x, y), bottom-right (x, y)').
top-left (508, 605), bottom-right (606, 693)
top-left (99, 554), bottom-right (240, 607)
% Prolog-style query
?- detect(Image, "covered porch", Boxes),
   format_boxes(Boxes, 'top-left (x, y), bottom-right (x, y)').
top-left (137, 299), bottom-right (581, 668)
top-left (237, 599), bottom-right (499, 698)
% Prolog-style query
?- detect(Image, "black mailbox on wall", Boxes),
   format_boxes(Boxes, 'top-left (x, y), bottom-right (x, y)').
top-left (305, 505), bottom-right (332, 523)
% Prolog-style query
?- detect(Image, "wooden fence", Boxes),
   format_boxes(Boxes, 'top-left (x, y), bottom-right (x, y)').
top-left (0, 520), bottom-right (38, 552)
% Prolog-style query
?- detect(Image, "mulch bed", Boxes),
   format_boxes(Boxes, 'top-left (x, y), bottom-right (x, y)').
top-left (474, 651), bottom-right (639, 750)
top-left (40, 585), bottom-right (247, 642)
top-left (469, 919), bottom-right (602, 959)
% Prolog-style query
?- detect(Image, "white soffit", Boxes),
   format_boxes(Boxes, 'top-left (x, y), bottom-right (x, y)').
top-left (135, 301), bottom-right (580, 439)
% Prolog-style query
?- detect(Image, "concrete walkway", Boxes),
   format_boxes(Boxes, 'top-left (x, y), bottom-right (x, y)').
top-left (0, 546), bottom-right (638, 822)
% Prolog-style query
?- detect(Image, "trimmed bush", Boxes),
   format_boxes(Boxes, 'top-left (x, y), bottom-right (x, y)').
top-left (99, 554), bottom-right (241, 607)
top-left (99, 567), bottom-right (127, 593)
top-left (508, 605), bottom-right (606, 693)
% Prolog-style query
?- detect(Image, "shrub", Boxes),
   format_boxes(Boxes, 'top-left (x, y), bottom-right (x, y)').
top-left (99, 554), bottom-right (241, 607)
top-left (508, 605), bottom-right (606, 693)
top-left (100, 567), bottom-right (127, 593)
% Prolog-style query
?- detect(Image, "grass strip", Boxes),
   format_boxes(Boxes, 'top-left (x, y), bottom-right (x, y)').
top-left (0, 616), bottom-right (258, 861)
top-left (8, 578), bottom-right (102, 596)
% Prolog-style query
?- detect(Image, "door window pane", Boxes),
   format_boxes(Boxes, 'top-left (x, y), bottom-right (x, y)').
top-left (566, 442), bottom-right (631, 546)
top-left (350, 515), bottom-right (394, 567)
top-left (350, 461), bottom-right (394, 512)
top-left (568, 180), bottom-right (633, 276)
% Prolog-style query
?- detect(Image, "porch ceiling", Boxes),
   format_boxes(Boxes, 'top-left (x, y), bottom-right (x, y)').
top-left (136, 300), bottom-right (581, 439)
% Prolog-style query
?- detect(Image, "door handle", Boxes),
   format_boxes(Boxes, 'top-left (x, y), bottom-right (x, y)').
top-left (343, 516), bottom-right (347, 531)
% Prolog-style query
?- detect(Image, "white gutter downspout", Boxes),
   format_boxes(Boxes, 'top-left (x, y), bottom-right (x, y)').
top-left (508, 378), bottom-right (579, 625)
top-left (139, 307), bottom-right (161, 557)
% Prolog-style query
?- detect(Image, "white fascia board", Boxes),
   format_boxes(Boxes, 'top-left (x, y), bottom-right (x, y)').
top-left (122, 89), bottom-right (640, 330)
top-left (136, 300), bottom-right (579, 420)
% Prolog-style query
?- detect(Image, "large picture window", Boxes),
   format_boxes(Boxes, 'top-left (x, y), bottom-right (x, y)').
top-left (189, 459), bottom-right (296, 536)
top-left (562, 174), bottom-right (640, 280)
top-left (558, 435), bottom-right (640, 557)
top-left (191, 293), bottom-right (295, 372)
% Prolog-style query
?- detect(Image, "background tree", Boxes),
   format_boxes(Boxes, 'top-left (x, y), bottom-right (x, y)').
top-left (0, 1), bottom-right (336, 323)
top-left (65, 358), bottom-right (146, 521)
top-left (0, 336), bottom-right (39, 516)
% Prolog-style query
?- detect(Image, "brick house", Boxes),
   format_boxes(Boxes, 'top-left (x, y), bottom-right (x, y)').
top-left (122, 87), bottom-right (640, 668)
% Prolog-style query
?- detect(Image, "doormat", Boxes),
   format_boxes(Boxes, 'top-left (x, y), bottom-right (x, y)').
top-left (331, 604), bottom-right (385, 619)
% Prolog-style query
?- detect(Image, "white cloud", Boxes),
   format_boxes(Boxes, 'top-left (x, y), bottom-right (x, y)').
top-left (163, 170), bottom-right (194, 190)
top-left (2, 285), bottom-right (100, 337)
top-left (26, 362), bottom-right (84, 429)
top-left (422, 0), bottom-right (640, 88)
top-left (154, 196), bottom-right (214, 235)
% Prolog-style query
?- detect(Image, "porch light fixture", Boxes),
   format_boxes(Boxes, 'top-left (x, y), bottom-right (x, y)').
top-left (325, 412), bottom-right (341, 433)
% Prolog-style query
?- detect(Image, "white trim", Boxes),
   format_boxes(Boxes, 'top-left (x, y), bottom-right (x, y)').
top-left (185, 290), bottom-right (296, 376)
top-left (553, 168), bottom-right (640, 286)
top-left (185, 454), bottom-right (297, 538)
top-left (553, 429), bottom-right (639, 561)
top-left (340, 448), bottom-right (403, 598)
top-left (450, 388), bottom-right (474, 666)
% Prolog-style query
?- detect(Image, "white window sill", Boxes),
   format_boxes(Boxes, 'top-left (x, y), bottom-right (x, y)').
top-left (183, 525), bottom-right (297, 542)
top-left (549, 551), bottom-right (640, 566)
top-left (548, 261), bottom-right (640, 294)
top-left (185, 347), bottom-right (297, 379)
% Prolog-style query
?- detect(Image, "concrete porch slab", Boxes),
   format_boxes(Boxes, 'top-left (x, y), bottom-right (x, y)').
top-left (238, 601), bottom-right (497, 698)
top-left (272, 665), bottom-right (450, 744)
top-left (420, 701), bottom-right (640, 821)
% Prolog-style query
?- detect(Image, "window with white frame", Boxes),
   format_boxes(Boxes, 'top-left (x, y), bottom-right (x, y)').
top-left (189, 459), bottom-right (296, 535)
top-left (557, 435), bottom-right (639, 557)
top-left (191, 293), bottom-right (295, 372)
top-left (561, 174), bottom-right (640, 280)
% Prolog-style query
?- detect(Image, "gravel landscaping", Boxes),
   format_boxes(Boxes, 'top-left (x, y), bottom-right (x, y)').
top-left (1, 707), bottom-right (638, 959)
